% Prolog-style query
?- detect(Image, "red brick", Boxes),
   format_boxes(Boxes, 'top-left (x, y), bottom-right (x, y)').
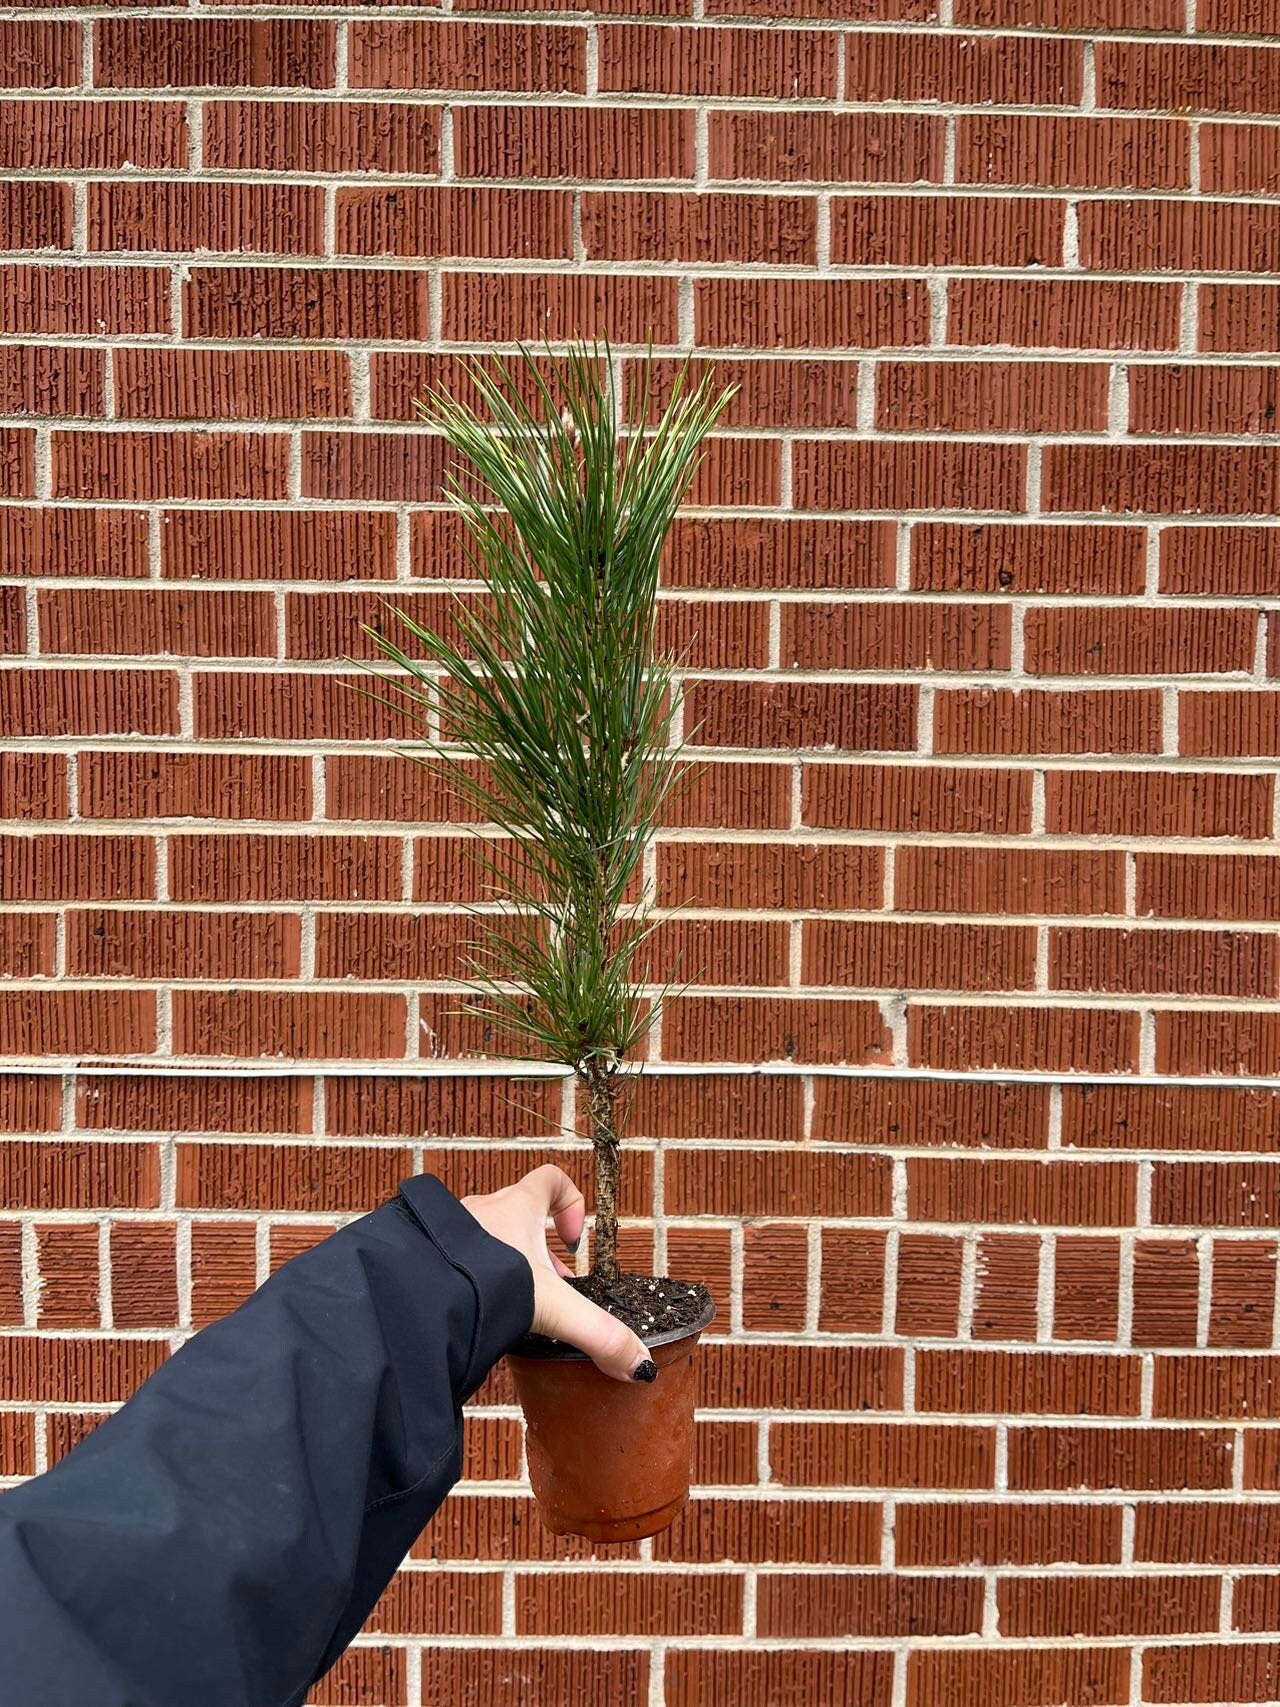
top-left (1030, 605), bottom-right (1257, 677)
top-left (897, 1500), bottom-right (1121, 1567)
top-left (194, 672), bottom-right (409, 742)
top-left (897, 845), bottom-right (1124, 917)
top-left (1132, 364), bottom-right (1280, 437)
top-left (935, 688), bottom-right (1162, 756)
top-left (1, 508), bottom-right (148, 579)
top-left (896, 1233), bottom-right (964, 1336)
top-left (0, 427), bottom-right (33, 495)
top-left (689, 680), bottom-right (916, 754)
top-left (761, 1572), bottom-right (980, 1639)
top-left (0, 182), bottom-right (74, 250)
top-left (1132, 1238), bottom-right (1200, 1347)
top-left (849, 29), bottom-right (1079, 104)
top-left (668, 760), bottom-right (793, 830)
top-left (0, 100), bottom-right (186, 171)
top-left (516, 1569), bottom-right (741, 1636)
top-left (442, 272), bottom-right (679, 345)
top-left (626, 1074), bottom-right (803, 1144)
top-left (910, 1005), bottom-right (1141, 1074)
top-left (0, 670), bottom-right (177, 738)
top-left (818, 1228), bottom-right (887, 1331)
top-left (0, 991), bottom-right (156, 1056)
top-left (957, 0), bottom-right (1182, 23)
top-left (191, 1222), bottom-right (257, 1327)
top-left (773, 1420), bottom-right (991, 1490)
top-left (1234, 1576), bottom-right (1280, 1633)
top-left (339, 186), bottom-right (573, 261)
top-left (36, 1224), bottom-right (100, 1327)
top-left (1168, 527), bottom-right (1280, 595)
top-left (781, 599), bottom-right (1010, 671)
top-left (89, 181), bottom-right (324, 256)
top-left (803, 763), bottom-right (1032, 834)
top-left (1181, 692), bottom-right (1280, 758)
top-left (0, 1411), bottom-right (33, 1473)
top-left (40, 587), bottom-right (276, 658)
top-left (910, 1157), bottom-right (1135, 1228)
top-left (1144, 1642), bottom-right (1280, 1704)
top-left (1084, 199), bottom-right (1280, 276)
top-left (0, 346), bottom-right (104, 418)
top-left (309, 1649), bottom-right (407, 1707)
top-left (601, 24), bottom-right (836, 97)
top-left (268, 1226), bottom-right (339, 1274)
top-left (0, 264), bottom-right (169, 336)
top-left (1153, 1162), bottom-right (1280, 1230)
top-left (971, 1233), bottom-right (1039, 1341)
top-left (204, 99), bottom-right (439, 174)
top-left (1154, 1354), bottom-right (1280, 1419)
top-left (696, 278), bottom-right (928, 350)
top-left (2, 1336), bottom-right (167, 1405)
top-left (1010, 1423), bottom-right (1233, 1491)
top-left (956, 114), bottom-right (1188, 191)
top-left (171, 833), bottom-right (401, 903)
top-left (1098, 40), bottom-right (1280, 116)
top-left (0, 755), bottom-right (67, 822)
top-left (116, 349), bottom-right (348, 423)
top-left (1062, 1084), bottom-right (1280, 1154)
top-left (1202, 122), bottom-right (1280, 195)
top-left (1048, 771), bottom-right (1272, 840)
top-left (110, 1223), bottom-right (178, 1329)
top-left (0, 913), bottom-right (53, 977)
top-left (654, 1494), bottom-right (881, 1565)
top-left (79, 1075), bottom-right (311, 1136)
top-left (911, 521), bottom-right (1145, 596)
top-left (813, 1076), bottom-right (1048, 1150)
top-left (1052, 926), bottom-right (1277, 1000)
top-left (0, 22), bottom-right (80, 87)
top-left (647, 357), bottom-right (858, 428)
top-left (795, 440), bottom-right (1025, 514)
top-left (806, 919), bottom-right (1035, 992)
top-left (1211, 1241), bottom-right (1276, 1349)
top-left (185, 266), bottom-right (429, 341)
top-left (421, 1651), bottom-right (647, 1707)
top-left (1157, 1011), bottom-right (1280, 1077)
top-left (68, 908), bottom-right (299, 981)
top-left (658, 841), bottom-right (883, 911)
top-left (741, 1223), bottom-right (807, 1331)
top-left (1048, 443), bottom-right (1280, 516)
top-left (0, 1077), bottom-right (62, 1135)
top-left (54, 431), bottom-right (288, 503)
top-left (1200, 285), bottom-right (1280, 354)
top-left (710, 111), bottom-right (941, 183)
top-left (315, 912), bottom-right (472, 983)
top-left (369, 1568), bottom-right (504, 1635)
top-left (949, 277), bottom-right (1180, 351)
top-left (79, 753), bottom-right (310, 823)
top-left (0, 1140), bottom-right (159, 1209)
top-left (909, 1647), bottom-right (1128, 1706)
top-left (95, 19), bottom-right (334, 88)
top-left (173, 993), bottom-right (407, 1060)
top-left (455, 105), bottom-right (692, 180)
top-left (668, 1652), bottom-right (890, 1707)
top-left (878, 360), bottom-right (1108, 435)
top-left (352, 21), bottom-right (583, 92)
top-left (666, 1147), bottom-right (889, 1217)
top-left (1138, 1501), bottom-right (1280, 1561)
top-left (1002, 1575), bottom-right (1217, 1639)
top-left (834, 193), bottom-right (1063, 267)
top-left (1199, 0), bottom-right (1280, 30)
top-left (162, 509), bottom-right (397, 583)
top-left (176, 1142), bottom-right (410, 1212)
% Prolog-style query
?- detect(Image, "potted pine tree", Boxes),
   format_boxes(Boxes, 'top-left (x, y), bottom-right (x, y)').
top-left (365, 344), bottom-right (731, 1540)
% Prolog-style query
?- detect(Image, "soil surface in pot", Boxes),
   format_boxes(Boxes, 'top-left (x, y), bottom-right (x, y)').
top-left (520, 1272), bottom-right (712, 1350)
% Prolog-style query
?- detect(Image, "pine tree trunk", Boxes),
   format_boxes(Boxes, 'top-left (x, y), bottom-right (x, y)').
top-left (582, 1063), bottom-right (621, 1282)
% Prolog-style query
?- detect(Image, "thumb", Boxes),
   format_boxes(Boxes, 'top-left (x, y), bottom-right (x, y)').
top-left (532, 1269), bottom-right (655, 1384)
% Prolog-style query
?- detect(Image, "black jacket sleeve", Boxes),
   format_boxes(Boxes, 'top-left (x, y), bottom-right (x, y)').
top-left (0, 1174), bottom-right (534, 1707)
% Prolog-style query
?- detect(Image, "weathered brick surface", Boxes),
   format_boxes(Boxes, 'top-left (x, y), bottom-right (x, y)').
top-left (1, 10), bottom-right (1276, 1704)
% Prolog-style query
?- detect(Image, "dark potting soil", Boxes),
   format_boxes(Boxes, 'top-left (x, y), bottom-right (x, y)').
top-left (518, 1272), bottom-right (713, 1353)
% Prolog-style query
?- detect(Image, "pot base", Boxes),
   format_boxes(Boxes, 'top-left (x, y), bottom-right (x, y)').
top-left (506, 1296), bottom-right (714, 1543)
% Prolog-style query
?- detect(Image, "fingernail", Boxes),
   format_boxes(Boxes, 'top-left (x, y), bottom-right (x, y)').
top-left (564, 1236), bottom-right (580, 1255)
top-left (631, 1359), bottom-right (658, 1384)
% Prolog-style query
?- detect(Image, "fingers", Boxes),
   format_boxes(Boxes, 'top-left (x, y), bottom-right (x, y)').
top-left (532, 1270), bottom-right (652, 1384)
top-left (518, 1162), bottom-right (586, 1258)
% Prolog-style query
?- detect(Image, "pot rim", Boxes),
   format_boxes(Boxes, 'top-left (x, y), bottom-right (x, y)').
top-left (508, 1293), bottom-right (717, 1362)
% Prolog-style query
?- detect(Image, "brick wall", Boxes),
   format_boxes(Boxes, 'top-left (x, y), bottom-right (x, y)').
top-left (3, 2), bottom-right (1280, 1704)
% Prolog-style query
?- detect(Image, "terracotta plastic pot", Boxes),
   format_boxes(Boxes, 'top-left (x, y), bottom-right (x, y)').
top-left (506, 1296), bottom-right (716, 1542)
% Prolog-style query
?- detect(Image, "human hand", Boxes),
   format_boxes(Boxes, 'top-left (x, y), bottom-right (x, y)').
top-left (462, 1164), bottom-right (655, 1383)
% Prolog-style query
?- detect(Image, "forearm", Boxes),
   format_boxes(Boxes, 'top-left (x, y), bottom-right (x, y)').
top-left (0, 1176), bottom-right (533, 1707)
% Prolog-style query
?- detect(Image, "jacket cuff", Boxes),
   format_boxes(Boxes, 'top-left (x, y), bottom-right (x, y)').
top-left (396, 1174), bottom-right (535, 1397)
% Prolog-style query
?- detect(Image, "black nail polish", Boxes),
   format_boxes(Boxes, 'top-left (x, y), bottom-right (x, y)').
top-left (632, 1359), bottom-right (658, 1384)
top-left (564, 1236), bottom-right (580, 1255)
